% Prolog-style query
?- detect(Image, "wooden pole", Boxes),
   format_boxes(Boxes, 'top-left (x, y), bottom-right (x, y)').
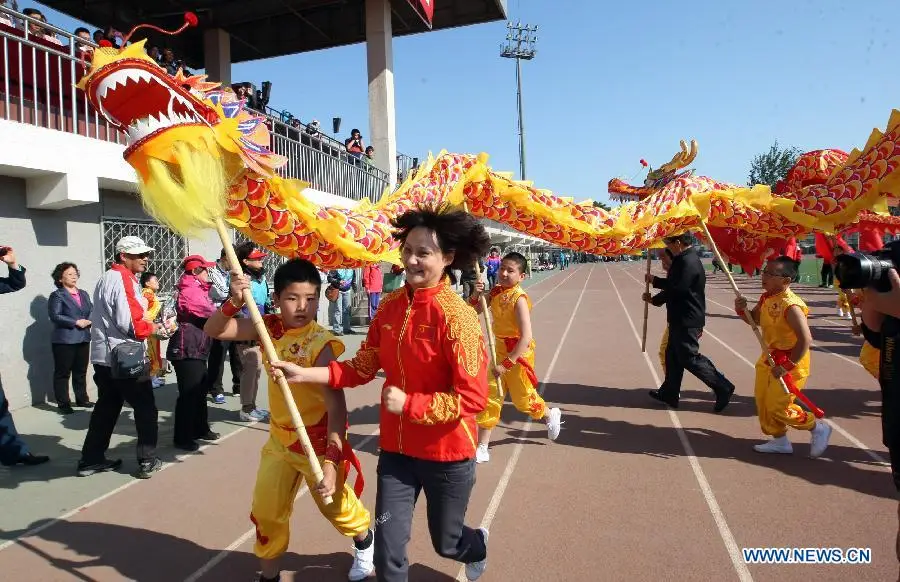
top-left (641, 252), bottom-right (652, 352)
top-left (214, 219), bottom-right (333, 505)
top-left (463, 203), bottom-right (504, 399)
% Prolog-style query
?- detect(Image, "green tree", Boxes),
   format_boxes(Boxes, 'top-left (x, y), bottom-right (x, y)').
top-left (748, 141), bottom-right (802, 188)
top-left (593, 200), bottom-right (611, 212)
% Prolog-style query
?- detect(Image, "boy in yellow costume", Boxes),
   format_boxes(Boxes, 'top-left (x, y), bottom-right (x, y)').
top-left (850, 292), bottom-right (881, 379)
top-left (204, 259), bottom-right (374, 582)
top-left (735, 256), bottom-right (832, 457)
top-left (469, 252), bottom-right (562, 464)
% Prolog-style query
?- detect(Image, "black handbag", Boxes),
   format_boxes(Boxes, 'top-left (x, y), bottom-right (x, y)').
top-left (109, 340), bottom-right (149, 380)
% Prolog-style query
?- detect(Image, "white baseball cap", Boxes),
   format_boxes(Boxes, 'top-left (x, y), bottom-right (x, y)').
top-left (115, 236), bottom-right (154, 255)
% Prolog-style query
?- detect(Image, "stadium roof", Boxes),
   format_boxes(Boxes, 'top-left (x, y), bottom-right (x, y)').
top-left (41, 0), bottom-right (508, 67)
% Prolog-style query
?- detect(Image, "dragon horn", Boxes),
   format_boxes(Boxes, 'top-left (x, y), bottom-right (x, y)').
top-left (123, 12), bottom-right (198, 45)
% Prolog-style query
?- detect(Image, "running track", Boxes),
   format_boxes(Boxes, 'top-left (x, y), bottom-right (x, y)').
top-left (0, 263), bottom-right (894, 581)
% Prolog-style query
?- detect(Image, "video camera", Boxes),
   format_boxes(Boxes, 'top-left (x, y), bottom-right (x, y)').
top-left (833, 239), bottom-right (900, 293)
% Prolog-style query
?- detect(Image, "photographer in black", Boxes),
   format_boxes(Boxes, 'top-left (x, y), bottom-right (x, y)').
top-left (835, 240), bottom-right (900, 566)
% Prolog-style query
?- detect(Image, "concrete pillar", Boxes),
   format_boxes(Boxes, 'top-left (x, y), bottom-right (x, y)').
top-left (366, 0), bottom-right (398, 190)
top-left (203, 28), bottom-right (231, 86)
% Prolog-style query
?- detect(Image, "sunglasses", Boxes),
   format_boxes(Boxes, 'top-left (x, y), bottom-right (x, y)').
top-left (125, 252), bottom-right (151, 259)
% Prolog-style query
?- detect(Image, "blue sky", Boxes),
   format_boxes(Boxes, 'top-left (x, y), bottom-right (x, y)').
top-left (34, 0), bottom-right (899, 205)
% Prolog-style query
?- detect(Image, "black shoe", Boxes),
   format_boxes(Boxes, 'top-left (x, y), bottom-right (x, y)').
top-left (2, 452), bottom-right (50, 467)
top-left (714, 386), bottom-right (735, 413)
top-left (58, 403), bottom-right (75, 415)
top-left (174, 441), bottom-right (200, 452)
top-left (75, 401), bottom-right (94, 409)
top-left (649, 390), bottom-right (679, 409)
top-left (77, 458), bottom-right (122, 477)
top-left (197, 431), bottom-right (220, 442)
top-left (136, 457), bottom-right (163, 479)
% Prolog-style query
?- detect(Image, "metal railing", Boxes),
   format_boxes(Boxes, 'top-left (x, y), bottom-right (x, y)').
top-left (0, 5), bottom-right (391, 203)
top-left (0, 6), bottom-right (125, 144)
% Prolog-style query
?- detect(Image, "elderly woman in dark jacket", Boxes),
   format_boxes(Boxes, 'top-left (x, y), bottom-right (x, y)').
top-left (47, 262), bottom-right (93, 414)
top-left (166, 255), bottom-right (220, 451)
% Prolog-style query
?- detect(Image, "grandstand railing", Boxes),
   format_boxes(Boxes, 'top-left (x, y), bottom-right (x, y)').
top-left (0, 4), bottom-right (391, 203)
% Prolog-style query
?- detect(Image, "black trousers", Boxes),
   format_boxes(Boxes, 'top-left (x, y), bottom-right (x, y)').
top-left (659, 326), bottom-right (734, 402)
top-left (172, 359), bottom-right (211, 445)
top-left (0, 374), bottom-right (29, 465)
top-left (206, 339), bottom-right (242, 396)
top-left (51, 342), bottom-right (90, 405)
top-left (821, 263), bottom-right (834, 286)
top-left (80, 365), bottom-right (158, 463)
top-left (374, 451), bottom-right (486, 582)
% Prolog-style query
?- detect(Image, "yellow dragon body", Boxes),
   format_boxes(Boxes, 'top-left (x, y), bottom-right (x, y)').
top-left (77, 37), bottom-right (900, 268)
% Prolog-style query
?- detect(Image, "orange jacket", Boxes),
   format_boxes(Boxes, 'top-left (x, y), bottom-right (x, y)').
top-left (328, 277), bottom-right (488, 461)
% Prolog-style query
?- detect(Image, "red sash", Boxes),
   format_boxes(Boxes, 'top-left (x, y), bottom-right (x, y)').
top-left (769, 349), bottom-right (825, 419)
top-left (277, 417), bottom-right (365, 498)
top-left (501, 337), bottom-right (538, 388)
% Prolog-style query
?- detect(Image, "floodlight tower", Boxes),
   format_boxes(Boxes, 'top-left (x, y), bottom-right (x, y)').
top-left (500, 21), bottom-right (538, 181)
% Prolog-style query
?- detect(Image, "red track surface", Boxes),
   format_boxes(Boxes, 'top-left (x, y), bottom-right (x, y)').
top-left (0, 263), bottom-right (894, 581)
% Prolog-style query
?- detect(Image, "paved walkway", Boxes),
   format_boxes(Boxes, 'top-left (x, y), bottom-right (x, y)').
top-left (0, 264), bottom-right (892, 581)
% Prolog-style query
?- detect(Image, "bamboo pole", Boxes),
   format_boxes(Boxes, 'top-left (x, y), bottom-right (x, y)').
top-left (463, 203), bottom-right (504, 398)
top-left (214, 219), bottom-right (333, 505)
top-left (641, 252), bottom-right (652, 352)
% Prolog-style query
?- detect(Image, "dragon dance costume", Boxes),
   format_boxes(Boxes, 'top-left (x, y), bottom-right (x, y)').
top-left (474, 284), bottom-right (545, 429)
top-left (754, 289), bottom-right (816, 436)
top-left (250, 316), bottom-right (369, 560)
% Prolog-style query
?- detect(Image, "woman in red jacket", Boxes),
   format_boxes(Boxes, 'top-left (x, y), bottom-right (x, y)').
top-left (271, 205), bottom-right (492, 582)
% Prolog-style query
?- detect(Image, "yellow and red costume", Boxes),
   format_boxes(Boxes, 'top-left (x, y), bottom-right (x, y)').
top-left (250, 316), bottom-right (369, 560)
top-left (860, 342), bottom-right (880, 379)
top-left (328, 277), bottom-right (488, 461)
top-left (834, 277), bottom-right (852, 315)
top-left (474, 284), bottom-right (546, 430)
top-left (754, 289), bottom-right (816, 437)
top-left (141, 287), bottom-right (163, 377)
top-left (659, 327), bottom-right (669, 374)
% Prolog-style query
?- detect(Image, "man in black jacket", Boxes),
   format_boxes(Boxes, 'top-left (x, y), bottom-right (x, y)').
top-left (0, 246), bottom-right (50, 467)
top-left (643, 234), bottom-right (735, 412)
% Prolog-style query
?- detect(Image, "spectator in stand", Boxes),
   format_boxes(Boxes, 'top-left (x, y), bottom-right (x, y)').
top-left (167, 255), bottom-right (220, 451)
top-left (362, 263), bottom-right (383, 322)
top-left (0, 1), bottom-right (16, 28)
top-left (206, 249), bottom-right (242, 404)
top-left (92, 29), bottom-right (103, 45)
top-left (161, 48), bottom-right (179, 75)
top-left (73, 27), bottom-right (90, 42)
top-left (78, 236), bottom-right (162, 479)
top-left (48, 262), bottom-right (94, 414)
top-left (22, 8), bottom-right (60, 45)
top-left (345, 129), bottom-right (365, 163)
top-left (0, 246), bottom-right (50, 468)
top-left (364, 146), bottom-right (375, 167)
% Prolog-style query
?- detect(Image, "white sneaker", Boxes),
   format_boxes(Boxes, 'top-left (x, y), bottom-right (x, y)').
top-left (348, 531), bottom-right (374, 581)
top-left (809, 421), bottom-right (833, 458)
top-left (753, 436), bottom-right (793, 454)
top-left (546, 407), bottom-right (563, 441)
top-left (465, 528), bottom-right (489, 581)
top-left (239, 409), bottom-right (268, 422)
top-left (838, 309), bottom-right (845, 318)
top-left (475, 444), bottom-right (490, 464)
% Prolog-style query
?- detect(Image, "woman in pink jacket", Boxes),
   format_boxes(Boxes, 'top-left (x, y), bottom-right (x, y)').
top-left (362, 263), bottom-right (383, 321)
top-left (166, 255), bottom-right (220, 451)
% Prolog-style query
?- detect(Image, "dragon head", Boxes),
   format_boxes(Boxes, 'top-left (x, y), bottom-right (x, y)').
top-left (77, 13), bottom-right (285, 181)
top-left (608, 140), bottom-right (698, 202)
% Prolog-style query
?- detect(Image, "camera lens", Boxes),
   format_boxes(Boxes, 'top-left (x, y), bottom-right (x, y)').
top-left (834, 252), bottom-right (895, 292)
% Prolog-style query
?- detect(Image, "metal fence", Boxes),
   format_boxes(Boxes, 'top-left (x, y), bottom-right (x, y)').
top-left (100, 218), bottom-right (188, 297)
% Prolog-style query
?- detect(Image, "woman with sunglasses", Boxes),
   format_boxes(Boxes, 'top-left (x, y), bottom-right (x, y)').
top-left (166, 255), bottom-right (220, 451)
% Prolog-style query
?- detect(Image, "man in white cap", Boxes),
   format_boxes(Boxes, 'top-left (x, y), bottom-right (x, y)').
top-left (78, 236), bottom-right (163, 479)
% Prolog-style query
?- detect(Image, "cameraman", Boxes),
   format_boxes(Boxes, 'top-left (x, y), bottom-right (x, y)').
top-left (0, 246), bottom-right (50, 467)
top-left (859, 264), bottom-right (900, 566)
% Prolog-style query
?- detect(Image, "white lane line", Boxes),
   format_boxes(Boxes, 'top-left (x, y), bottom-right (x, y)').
top-left (605, 265), bottom-right (753, 582)
top-left (455, 266), bottom-right (593, 582)
top-left (0, 421), bottom-right (258, 553)
top-left (184, 429), bottom-right (381, 582)
top-left (619, 268), bottom-right (889, 468)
